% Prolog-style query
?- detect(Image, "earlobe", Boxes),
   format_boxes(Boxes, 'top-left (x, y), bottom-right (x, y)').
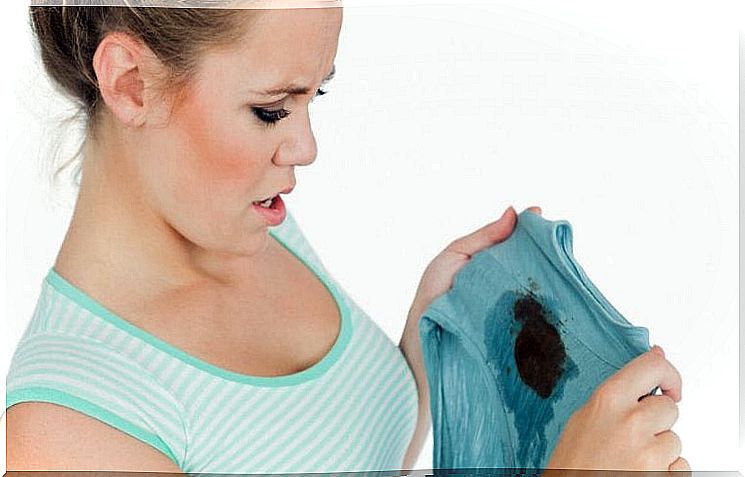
top-left (92, 32), bottom-right (149, 127)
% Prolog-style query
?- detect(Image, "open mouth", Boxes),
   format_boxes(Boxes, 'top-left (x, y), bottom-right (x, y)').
top-left (251, 193), bottom-right (286, 226)
top-left (252, 195), bottom-right (277, 209)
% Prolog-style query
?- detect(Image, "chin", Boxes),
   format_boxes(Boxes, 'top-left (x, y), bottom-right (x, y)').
top-left (238, 229), bottom-right (272, 257)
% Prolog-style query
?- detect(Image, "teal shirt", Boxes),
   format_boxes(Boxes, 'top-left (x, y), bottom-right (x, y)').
top-left (6, 209), bottom-right (418, 473)
top-left (419, 210), bottom-right (654, 470)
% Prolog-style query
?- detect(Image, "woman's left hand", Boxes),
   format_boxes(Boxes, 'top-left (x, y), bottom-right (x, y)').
top-left (408, 204), bottom-right (542, 318)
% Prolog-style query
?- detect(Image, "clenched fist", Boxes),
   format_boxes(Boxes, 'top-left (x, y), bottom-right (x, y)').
top-left (545, 345), bottom-right (689, 472)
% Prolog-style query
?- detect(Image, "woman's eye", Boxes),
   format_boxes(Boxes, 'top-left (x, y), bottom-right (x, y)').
top-left (251, 88), bottom-right (328, 127)
top-left (251, 107), bottom-right (291, 126)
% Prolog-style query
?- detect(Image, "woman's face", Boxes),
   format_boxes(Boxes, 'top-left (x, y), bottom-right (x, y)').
top-left (135, 8), bottom-right (342, 260)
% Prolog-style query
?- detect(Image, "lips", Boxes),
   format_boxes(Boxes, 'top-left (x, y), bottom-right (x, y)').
top-left (253, 183), bottom-right (295, 204)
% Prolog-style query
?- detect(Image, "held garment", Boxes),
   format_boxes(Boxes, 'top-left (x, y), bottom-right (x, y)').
top-left (419, 210), bottom-right (655, 470)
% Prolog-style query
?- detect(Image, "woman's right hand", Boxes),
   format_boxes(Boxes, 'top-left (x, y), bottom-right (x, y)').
top-left (545, 345), bottom-right (690, 472)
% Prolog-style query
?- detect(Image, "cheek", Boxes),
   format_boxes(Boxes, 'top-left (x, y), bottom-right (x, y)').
top-left (174, 97), bottom-right (270, 192)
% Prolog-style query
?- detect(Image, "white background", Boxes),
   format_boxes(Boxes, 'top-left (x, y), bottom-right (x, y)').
top-left (2, 0), bottom-right (742, 473)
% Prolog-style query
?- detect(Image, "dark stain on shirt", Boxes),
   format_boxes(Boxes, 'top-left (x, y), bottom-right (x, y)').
top-left (485, 283), bottom-right (579, 468)
top-left (513, 294), bottom-right (567, 399)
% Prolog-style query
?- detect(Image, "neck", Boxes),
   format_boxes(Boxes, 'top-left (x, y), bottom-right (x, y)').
top-left (54, 137), bottom-right (266, 300)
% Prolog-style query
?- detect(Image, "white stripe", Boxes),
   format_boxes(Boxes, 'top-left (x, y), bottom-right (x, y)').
top-left (120, 334), bottom-right (143, 356)
top-left (168, 361), bottom-right (199, 397)
top-left (53, 295), bottom-right (76, 333)
top-left (214, 320), bottom-right (377, 469)
top-left (143, 348), bottom-right (166, 375)
top-left (180, 371), bottom-right (213, 405)
top-left (331, 371), bottom-right (413, 472)
top-left (360, 379), bottom-right (418, 470)
top-left (36, 284), bottom-right (59, 333)
top-left (190, 378), bottom-right (241, 430)
top-left (9, 367), bottom-right (184, 448)
top-left (324, 366), bottom-right (411, 471)
top-left (305, 363), bottom-right (411, 471)
top-left (201, 336), bottom-right (367, 469)
top-left (158, 356), bottom-right (182, 386)
top-left (13, 341), bottom-right (184, 423)
top-left (107, 325), bottom-right (130, 349)
top-left (89, 318), bottom-right (117, 343)
top-left (187, 382), bottom-right (304, 467)
top-left (81, 312), bottom-right (103, 338)
top-left (69, 310), bottom-right (91, 336)
top-left (237, 328), bottom-right (383, 469)
top-left (377, 398), bottom-right (418, 470)
top-left (248, 327), bottom-right (389, 470)
top-left (197, 311), bottom-right (363, 465)
top-left (12, 340), bottom-right (184, 432)
top-left (387, 372), bottom-right (419, 467)
top-left (134, 337), bottom-right (152, 358)
top-left (184, 386), bottom-right (279, 468)
top-left (259, 338), bottom-right (402, 471)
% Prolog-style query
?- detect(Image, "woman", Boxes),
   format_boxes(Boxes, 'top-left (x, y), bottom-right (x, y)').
top-left (6, 3), bottom-right (687, 473)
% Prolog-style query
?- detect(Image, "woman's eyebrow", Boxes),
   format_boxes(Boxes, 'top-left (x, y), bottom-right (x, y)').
top-left (257, 64), bottom-right (336, 96)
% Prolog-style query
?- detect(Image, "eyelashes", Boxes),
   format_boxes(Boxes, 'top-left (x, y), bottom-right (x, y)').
top-left (252, 88), bottom-right (328, 127)
top-left (252, 107), bottom-right (291, 125)
top-left (312, 87), bottom-right (328, 101)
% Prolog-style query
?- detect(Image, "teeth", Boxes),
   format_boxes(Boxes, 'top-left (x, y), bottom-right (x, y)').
top-left (257, 197), bottom-right (274, 208)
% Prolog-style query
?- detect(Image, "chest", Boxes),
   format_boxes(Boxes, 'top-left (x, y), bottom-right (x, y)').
top-left (127, 239), bottom-right (342, 377)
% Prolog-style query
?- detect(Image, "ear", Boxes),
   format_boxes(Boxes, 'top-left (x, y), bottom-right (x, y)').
top-left (92, 31), bottom-right (164, 128)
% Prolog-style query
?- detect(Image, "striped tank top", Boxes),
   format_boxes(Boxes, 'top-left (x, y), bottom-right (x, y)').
top-left (5, 208), bottom-right (419, 473)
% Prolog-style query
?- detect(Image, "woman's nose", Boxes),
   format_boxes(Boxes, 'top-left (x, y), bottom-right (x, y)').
top-left (274, 111), bottom-right (318, 167)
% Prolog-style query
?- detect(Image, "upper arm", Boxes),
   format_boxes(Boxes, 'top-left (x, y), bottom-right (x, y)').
top-left (7, 402), bottom-right (184, 473)
top-left (398, 310), bottom-right (433, 470)
top-left (6, 335), bottom-right (189, 471)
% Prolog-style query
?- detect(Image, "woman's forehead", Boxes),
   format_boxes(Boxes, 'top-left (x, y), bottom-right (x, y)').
top-left (200, 9), bottom-right (341, 88)
top-left (239, 7), bottom-right (342, 44)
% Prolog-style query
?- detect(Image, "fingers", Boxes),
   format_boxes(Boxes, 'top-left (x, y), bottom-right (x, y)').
top-left (651, 351), bottom-right (683, 403)
top-left (653, 430), bottom-right (682, 469)
top-left (635, 394), bottom-right (680, 434)
top-left (446, 206), bottom-right (517, 257)
top-left (602, 349), bottom-right (682, 408)
top-left (669, 456), bottom-right (691, 472)
top-left (445, 204), bottom-right (543, 257)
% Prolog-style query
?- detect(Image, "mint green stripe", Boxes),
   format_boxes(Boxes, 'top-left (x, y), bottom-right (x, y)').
top-left (6, 387), bottom-right (181, 468)
top-left (229, 330), bottom-right (388, 469)
top-left (13, 346), bottom-right (183, 427)
top-left (368, 377), bottom-right (419, 468)
top-left (43, 228), bottom-right (352, 387)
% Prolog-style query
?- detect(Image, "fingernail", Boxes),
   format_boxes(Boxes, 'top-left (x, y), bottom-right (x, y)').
top-left (502, 205), bottom-right (514, 217)
top-left (651, 345), bottom-right (665, 357)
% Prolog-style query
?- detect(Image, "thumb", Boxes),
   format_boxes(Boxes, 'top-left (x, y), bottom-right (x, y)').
top-left (446, 206), bottom-right (518, 257)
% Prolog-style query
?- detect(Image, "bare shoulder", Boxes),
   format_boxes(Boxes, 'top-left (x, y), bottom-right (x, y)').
top-left (6, 402), bottom-right (183, 473)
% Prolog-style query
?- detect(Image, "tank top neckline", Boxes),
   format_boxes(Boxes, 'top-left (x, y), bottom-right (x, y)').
top-left (43, 228), bottom-right (353, 387)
